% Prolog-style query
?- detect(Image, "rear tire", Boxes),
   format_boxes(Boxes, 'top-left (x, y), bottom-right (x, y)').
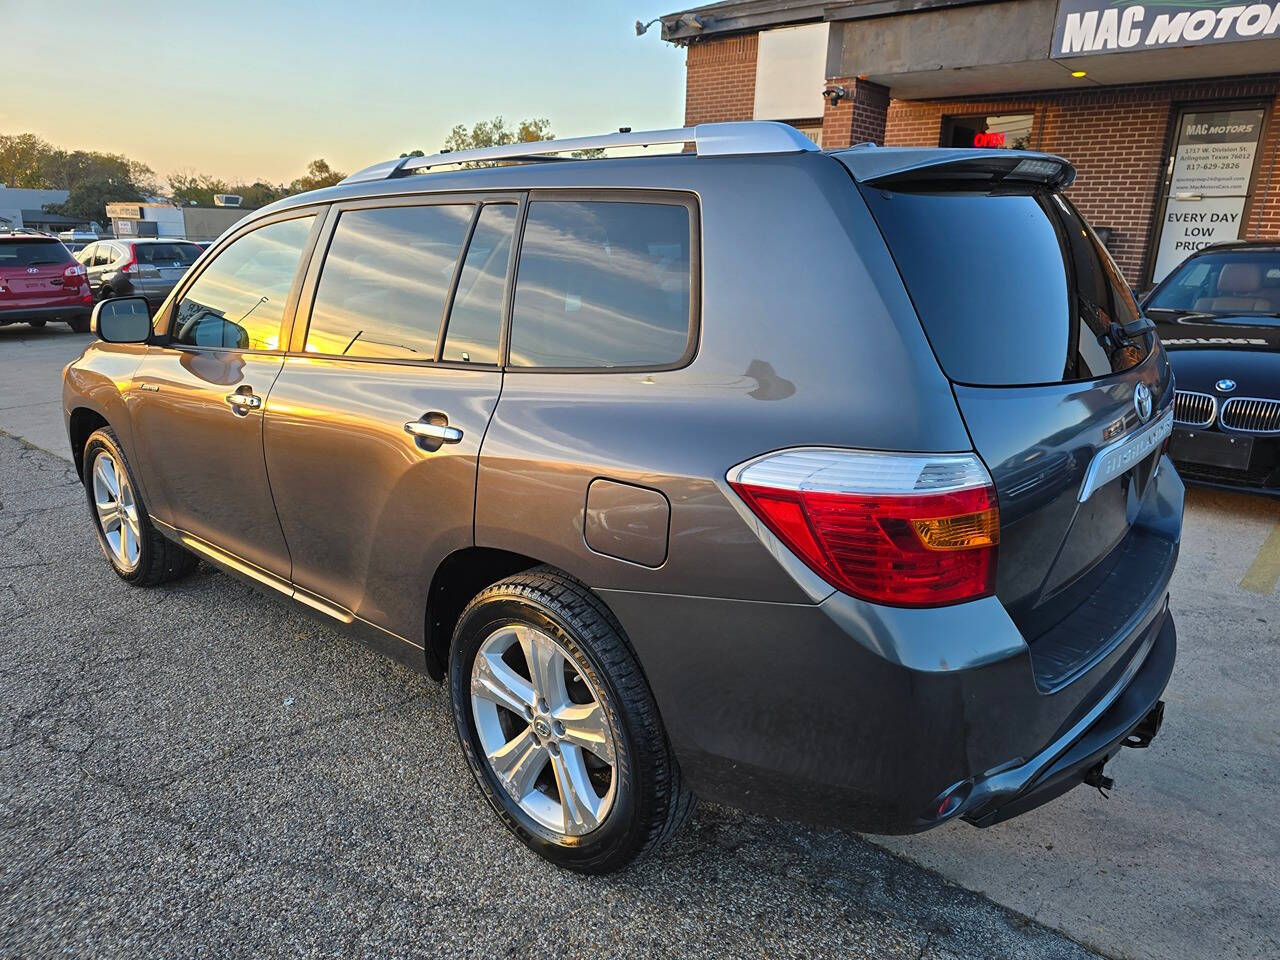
top-left (82, 427), bottom-right (198, 586)
top-left (28, 320), bottom-right (46, 329)
top-left (67, 316), bottom-right (90, 333)
top-left (449, 568), bottom-right (693, 873)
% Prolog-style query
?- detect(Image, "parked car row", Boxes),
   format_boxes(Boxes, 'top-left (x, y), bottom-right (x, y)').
top-left (0, 233), bottom-right (205, 333)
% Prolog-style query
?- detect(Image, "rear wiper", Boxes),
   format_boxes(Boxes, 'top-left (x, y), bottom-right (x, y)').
top-left (1100, 315), bottom-right (1155, 349)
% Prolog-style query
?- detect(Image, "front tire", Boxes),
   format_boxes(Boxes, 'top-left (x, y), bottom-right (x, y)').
top-left (449, 569), bottom-right (693, 873)
top-left (82, 427), bottom-right (198, 585)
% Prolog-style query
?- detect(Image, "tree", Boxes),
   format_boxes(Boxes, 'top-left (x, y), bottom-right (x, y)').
top-left (289, 159), bottom-right (346, 194)
top-left (169, 170), bottom-right (230, 207)
top-left (442, 116), bottom-right (553, 155)
top-left (45, 176), bottom-right (144, 227)
top-left (0, 133), bottom-right (55, 188)
top-left (232, 181), bottom-right (288, 208)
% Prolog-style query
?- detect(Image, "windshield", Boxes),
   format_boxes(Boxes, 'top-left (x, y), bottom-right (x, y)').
top-left (0, 239), bottom-right (73, 268)
top-left (1147, 250), bottom-right (1280, 317)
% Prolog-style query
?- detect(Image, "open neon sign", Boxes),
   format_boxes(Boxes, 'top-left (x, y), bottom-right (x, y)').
top-left (973, 132), bottom-right (1006, 148)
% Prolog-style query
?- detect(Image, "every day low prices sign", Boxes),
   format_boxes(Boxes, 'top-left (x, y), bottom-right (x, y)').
top-left (1151, 109), bottom-right (1265, 281)
top-left (1053, 0), bottom-right (1280, 56)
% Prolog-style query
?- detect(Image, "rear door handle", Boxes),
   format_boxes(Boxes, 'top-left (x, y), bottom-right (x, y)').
top-left (404, 419), bottom-right (463, 443)
top-left (225, 392), bottom-right (262, 410)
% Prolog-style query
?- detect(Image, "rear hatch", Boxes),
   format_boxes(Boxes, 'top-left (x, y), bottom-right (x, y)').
top-left (0, 238), bottom-right (80, 307)
top-left (840, 150), bottom-right (1177, 688)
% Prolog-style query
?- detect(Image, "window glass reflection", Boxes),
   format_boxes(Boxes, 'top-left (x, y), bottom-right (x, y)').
top-left (442, 204), bottom-right (516, 364)
top-left (509, 201), bottom-right (691, 368)
top-left (173, 217), bottom-right (314, 351)
top-left (306, 205), bottom-right (473, 359)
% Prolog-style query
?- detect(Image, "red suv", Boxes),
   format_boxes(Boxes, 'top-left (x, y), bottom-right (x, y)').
top-left (0, 235), bottom-right (93, 332)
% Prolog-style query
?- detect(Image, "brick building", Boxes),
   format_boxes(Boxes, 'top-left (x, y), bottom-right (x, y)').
top-left (662, 0), bottom-right (1280, 287)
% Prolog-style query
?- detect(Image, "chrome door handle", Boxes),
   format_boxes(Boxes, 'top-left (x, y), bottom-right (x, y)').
top-left (225, 393), bottom-right (261, 409)
top-left (404, 420), bottom-right (463, 443)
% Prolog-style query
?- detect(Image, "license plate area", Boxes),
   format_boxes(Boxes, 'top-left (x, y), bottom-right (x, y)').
top-left (1170, 429), bottom-right (1253, 470)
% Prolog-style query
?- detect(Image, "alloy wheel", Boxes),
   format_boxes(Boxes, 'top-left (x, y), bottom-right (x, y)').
top-left (470, 623), bottom-right (618, 837)
top-left (91, 451), bottom-right (141, 571)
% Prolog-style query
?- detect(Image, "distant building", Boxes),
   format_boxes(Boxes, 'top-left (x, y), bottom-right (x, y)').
top-left (0, 185), bottom-right (86, 233)
top-left (106, 201), bottom-right (255, 242)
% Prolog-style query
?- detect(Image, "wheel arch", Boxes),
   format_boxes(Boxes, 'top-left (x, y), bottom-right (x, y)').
top-left (68, 406), bottom-right (110, 478)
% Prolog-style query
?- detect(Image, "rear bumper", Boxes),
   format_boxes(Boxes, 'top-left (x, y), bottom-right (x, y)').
top-left (0, 304), bottom-right (91, 324)
top-left (601, 459), bottom-right (1183, 834)
top-left (961, 606), bottom-right (1174, 827)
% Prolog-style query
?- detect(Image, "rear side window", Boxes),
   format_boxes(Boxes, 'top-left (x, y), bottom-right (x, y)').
top-left (508, 200), bottom-right (693, 369)
top-left (0, 240), bottom-right (72, 267)
top-left (305, 204), bottom-right (473, 359)
top-left (442, 203), bottom-right (516, 365)
top-left (861, 186), bottom-right (1146, 386)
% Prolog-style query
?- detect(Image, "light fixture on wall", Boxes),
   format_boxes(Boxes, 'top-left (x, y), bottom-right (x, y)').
top-left (637, 14), bottom-right (707, 36)
top-left (822, 85), bottom-right (850, 107)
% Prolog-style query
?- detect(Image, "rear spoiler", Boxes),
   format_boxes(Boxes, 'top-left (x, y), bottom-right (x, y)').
top-left (833, 147), bottom-right (1075, 190)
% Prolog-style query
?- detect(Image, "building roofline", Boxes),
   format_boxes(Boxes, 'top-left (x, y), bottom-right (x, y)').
top-left (660, 0), bottom-right (1003, 43)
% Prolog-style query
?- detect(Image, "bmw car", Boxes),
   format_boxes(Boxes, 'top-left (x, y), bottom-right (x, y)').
top-left (1145, 241), bottom-right (1280, 496)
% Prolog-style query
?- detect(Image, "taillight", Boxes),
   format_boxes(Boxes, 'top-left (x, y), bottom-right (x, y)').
top-left (729, 449), bottom-right (999, 607)
top-left (64, 264), bottom-right (86, 279)
top-left (119, 249), bottom-right (139, 274)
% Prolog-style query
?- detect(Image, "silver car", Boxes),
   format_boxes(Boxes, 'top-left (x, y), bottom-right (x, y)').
top-left (75, 239), bottom-right (201, 311)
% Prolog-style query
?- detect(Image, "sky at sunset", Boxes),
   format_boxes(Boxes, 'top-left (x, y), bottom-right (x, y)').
top-left (3, 1), bottom-right (687, 187)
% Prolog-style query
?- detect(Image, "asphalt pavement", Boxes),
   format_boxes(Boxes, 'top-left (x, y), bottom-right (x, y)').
top-left (3, 322), bottom-right (1278, 959)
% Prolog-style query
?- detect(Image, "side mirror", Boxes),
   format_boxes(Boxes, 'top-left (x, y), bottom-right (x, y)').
top-left (93, 297), bottom-right (152, 344)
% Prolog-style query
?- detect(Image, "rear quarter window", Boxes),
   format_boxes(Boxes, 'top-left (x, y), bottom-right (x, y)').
top-left (861, 186), bottom-right (1146, 386)
top-left (508, 199), bottom-right (696, 369)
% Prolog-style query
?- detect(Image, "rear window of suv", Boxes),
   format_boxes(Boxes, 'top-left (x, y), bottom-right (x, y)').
top-left (508, 199), bottom-right (695, 369)
top-left (135, 242), bottom-right (200, 264)
top-left (861, 186), bottom-right (1147, 386)
top-left (0, 239), bottom-right (73, 267)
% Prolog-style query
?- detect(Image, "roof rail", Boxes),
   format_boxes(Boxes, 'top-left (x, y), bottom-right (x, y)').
top-left (340, 121), bottom-right (819, 185)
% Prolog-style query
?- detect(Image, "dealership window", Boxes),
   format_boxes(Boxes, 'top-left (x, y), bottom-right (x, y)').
top-left (941, 114), bottom-right (1034, 150)
top-left (1149, 107), bottom-right (1266, 284)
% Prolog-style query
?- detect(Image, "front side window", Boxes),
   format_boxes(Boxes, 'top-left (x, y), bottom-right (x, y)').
top-left (508, 200), bottom-right (693, 369)
top-left (305, 204), bottom-right (473, 359)
top-left (441, 204), bottom-right (516, 364)
top-left (172, 216), bottom-right (314, 350)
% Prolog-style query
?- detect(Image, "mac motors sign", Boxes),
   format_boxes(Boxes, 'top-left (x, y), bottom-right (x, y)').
top-left (1053, 1), bottom-right (1280, 56)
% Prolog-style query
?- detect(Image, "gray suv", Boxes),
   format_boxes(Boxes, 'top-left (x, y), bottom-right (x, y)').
top-left (75, 238), bottom-right (201, 310)
top-left (62, 122), bottom-right (1181, 873)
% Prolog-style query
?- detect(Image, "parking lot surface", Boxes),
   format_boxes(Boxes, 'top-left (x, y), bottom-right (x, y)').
top-left (3, 324), bottom-right (1279, 959)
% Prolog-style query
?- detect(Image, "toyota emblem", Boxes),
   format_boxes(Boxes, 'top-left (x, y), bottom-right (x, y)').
top-left (1215, 378), bottom-right (1236, 393)
top-left (1134, 383), bottom-right (1153, 422)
